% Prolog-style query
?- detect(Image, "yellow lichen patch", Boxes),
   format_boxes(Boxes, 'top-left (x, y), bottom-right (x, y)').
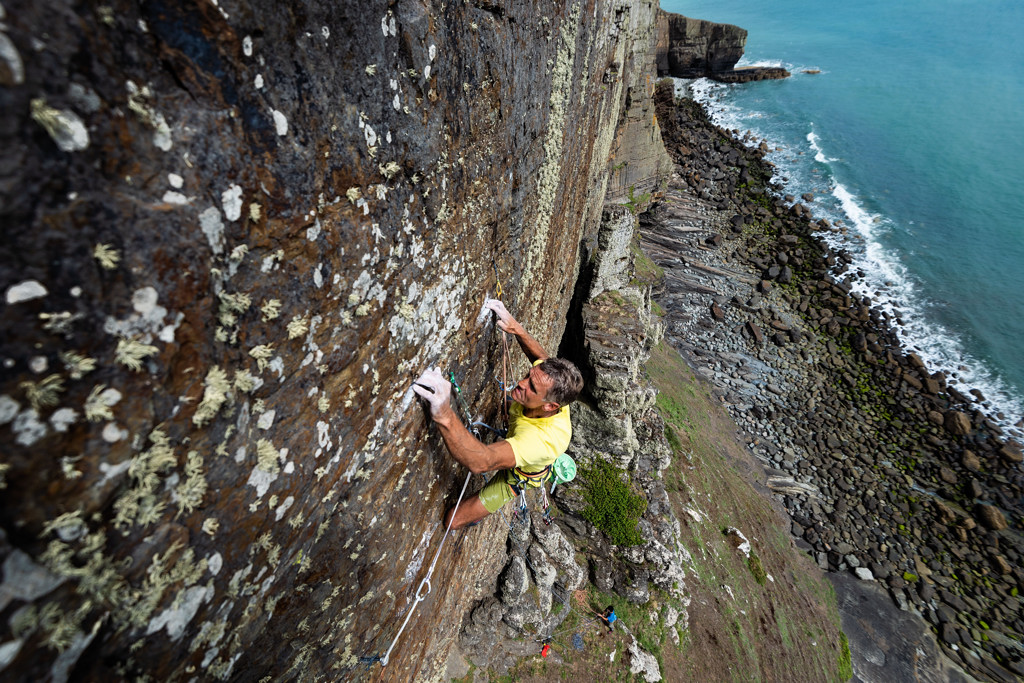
top-left (249, 202), bottom-right (261, 222)
top-left (249, 344), bottom-right (274, 372)
top-left (93, 243), bottom-right (121, 270)
top-left (60, 456), bottom-right (83, 480)
top-left (233, 369), bottom-right (258, 393)
top-left (0, 463), bottom-right (9, 489)
top-left (317, 395), bottom-right (330, 413)
top-left (346, 187), bottom-right (362, 204)
top-left (260, 299), bottom-right (281, 321)
top-left (115, 339), bottom-right (159, 372)
top-left (202, 518), bottom-right (219, 537)
top-left (286, 314), bottom-right (309, 339)
top-left (365, 64), bottom-right (377, 75)
top-left (113, 429), bottom-right (178, 534)
top-left (193, 366), bottom-right (232, 426)
top-left (83, 384), bottom-right (114, 422)
top-left (255, 438), bottom-right (280, 474)
top-left (218, 291), bottom-right (251, 327)
top-left (176, 450), bottom-right (207, 515)
top-left (229, 244), bottom-right (249, 262)
top-left (20, 373), bottom-right (65, 410)
top-left (60, 351), bottom-right (97, 380)
top-left (378, 161), bottom-right (401, 179)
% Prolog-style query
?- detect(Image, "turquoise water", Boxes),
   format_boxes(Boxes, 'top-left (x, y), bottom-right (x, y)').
top-left (666, 0), bottom-right (1024, 432)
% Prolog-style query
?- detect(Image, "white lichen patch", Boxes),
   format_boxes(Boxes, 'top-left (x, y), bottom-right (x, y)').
top-left (0, 395), bottom-right (19, 425)
top-left (101, 423), bottom-right (127, 443)
top-left (19, 374), bottom-right (64, 411)
top-left (93, 243), bottom-right (120, 270)
top-left (5, 280), bottom-right (48, 304)
top-left (243, 35), bottom-right (253, 56)
top-left (147, 584), bottom-right (212, 641)
top-left (192, 366), bottom-right (231, 426)
top-left (256, 409), bottom-right (275, 430)
top-left (114, 339), bottom-right (159, 371)
top-left (50, 408), bottom-right (78, 433)
top-left (199, 206), bottom-right (225, 255)
top-left (30, 99), bottom-right (89, 152)
top-left (221, 184), bottom-right (243, 221)
top-left (271, 109), bottom-right (288, 136)
top-left (0, 32), bottom-right (25, 85)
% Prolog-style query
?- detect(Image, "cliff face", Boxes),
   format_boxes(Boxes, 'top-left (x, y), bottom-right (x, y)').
top-left (0, 0), bottom-right (670, 680)
top-left (655, 11), bottom-right (746, 77)
top-left (654, 11), bottom-right (789, 83)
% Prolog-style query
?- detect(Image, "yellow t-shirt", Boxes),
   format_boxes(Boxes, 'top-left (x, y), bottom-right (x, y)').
top-left (505, 401), bottom-right (572, 472)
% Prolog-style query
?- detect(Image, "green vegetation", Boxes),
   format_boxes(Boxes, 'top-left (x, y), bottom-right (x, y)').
top-left (630, 240), bottom-right (664, 287)
top-left (838, 631), bottom-right (853, 680)
top-left (623, 185), bottom-right (652, 215)
top-left (579, 458), bottom-right (648, 546)
top-left (747, 552), bottom-right (768, 585)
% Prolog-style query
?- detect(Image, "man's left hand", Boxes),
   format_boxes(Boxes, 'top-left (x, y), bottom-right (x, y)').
top-left (412, 367), bottom-right (452, 419)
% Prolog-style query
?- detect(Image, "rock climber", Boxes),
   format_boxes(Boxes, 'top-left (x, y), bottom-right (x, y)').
top-left (412, 298), bottom-right (583, 530)
top-left (600, 605), bottom-right (617, 634)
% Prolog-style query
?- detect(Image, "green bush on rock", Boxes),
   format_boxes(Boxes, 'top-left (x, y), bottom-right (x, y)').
top-left (579, 458), bottom-right (648, 546)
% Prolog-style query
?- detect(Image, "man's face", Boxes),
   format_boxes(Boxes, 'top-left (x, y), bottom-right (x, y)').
top-left (511, 366), bottom-right (556, 410)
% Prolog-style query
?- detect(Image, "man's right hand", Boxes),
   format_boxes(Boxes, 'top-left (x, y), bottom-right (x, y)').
top-left (484, 298), bottom-right (522, 335)
top-left (412, 367), bottom-right (452, 419)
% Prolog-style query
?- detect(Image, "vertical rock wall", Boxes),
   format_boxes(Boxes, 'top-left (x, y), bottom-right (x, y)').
top-left (0, 0), bottom-right (668, 680)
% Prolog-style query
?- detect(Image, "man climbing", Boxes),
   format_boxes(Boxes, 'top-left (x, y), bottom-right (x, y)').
top-left (412, 299), bottom-right (583, 530)
top-left (600, 605), bottom-right (617, 635)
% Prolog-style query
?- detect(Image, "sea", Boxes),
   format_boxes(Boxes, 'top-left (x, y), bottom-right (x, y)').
top-left (664, 0), bottom-right (1024, 438)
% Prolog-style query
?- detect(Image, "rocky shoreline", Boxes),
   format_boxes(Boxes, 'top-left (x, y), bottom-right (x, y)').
top-left (648, 83), bottom-right (1024, 682)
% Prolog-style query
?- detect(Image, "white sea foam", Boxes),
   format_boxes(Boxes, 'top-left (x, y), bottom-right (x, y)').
top-left (807, 131), bottom-right (838, 163)
top-left (692, 85), bottom-right (1024, 437)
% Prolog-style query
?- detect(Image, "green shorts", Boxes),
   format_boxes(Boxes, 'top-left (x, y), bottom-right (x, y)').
top-left (478, 471), bottom-right (518, 513)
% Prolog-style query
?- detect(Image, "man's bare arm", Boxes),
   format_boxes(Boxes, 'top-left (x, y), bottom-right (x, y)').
top-left (412, 367), bottom-right (517, 474)
top-left (484, 299), bottom-right (548, 362)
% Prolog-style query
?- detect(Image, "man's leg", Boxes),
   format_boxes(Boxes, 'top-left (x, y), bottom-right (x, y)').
top-left (446, 472), bottom-right (515, 529)
top-left (445, 494), bottom-right (490, 530)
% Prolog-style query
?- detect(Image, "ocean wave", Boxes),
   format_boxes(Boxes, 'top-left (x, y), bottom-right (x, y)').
top-left (807, 130), bottom-right (839, 163)
top-left (691, 85), bottom-right (1024, 436)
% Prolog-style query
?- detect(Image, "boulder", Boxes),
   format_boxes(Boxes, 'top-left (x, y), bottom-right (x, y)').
top-left (628, 635), bottom-right (663, 682)
top-left (974, 504), bottom-right (1008, 531)
top-left (962, 450), bottom-right (981, 471)
top-left (998, 442), bottom-right (1022, 464)
top-left (944, 411), bottom-right (972, 436)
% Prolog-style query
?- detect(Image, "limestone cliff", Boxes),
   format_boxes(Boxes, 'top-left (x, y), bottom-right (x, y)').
top-left (0, 0), bottom-right (670, 680)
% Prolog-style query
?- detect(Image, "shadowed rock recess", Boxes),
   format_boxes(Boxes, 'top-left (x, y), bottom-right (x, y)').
top-left (0, 0), bottom-right (672, 680)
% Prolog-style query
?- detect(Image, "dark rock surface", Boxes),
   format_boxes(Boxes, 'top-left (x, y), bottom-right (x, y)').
top-left (0, 0), bottom-right (670, 680)
top-left (829, 572), bottom-right (978, 683)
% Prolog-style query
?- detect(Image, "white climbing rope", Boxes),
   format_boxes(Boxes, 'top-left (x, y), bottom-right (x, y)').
top-left (380, 469), bottom-right (473, 667)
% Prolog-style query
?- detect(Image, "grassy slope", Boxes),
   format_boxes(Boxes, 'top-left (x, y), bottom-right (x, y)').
top-left (454, 246), bottom-right (850, 682)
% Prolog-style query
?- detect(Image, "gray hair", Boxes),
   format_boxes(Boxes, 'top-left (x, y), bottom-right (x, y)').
top-left (538, 358), bottom-right (583, 406)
